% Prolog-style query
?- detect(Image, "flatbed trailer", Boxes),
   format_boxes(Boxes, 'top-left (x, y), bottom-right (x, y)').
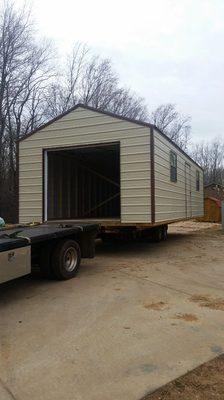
top-left (0, 223), bottom-right (99, 284)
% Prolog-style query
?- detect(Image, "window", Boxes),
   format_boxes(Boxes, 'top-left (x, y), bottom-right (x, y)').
top-left (170, 151), bottom-right (177, 182)
top-left (196, 170), bottom-right (200, 191)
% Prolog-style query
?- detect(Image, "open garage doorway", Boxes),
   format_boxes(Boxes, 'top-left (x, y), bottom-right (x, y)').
top-left (45, 143), bottom-right (120, 221)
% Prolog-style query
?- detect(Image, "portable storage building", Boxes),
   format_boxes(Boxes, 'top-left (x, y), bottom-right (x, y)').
top-left (199, 197), bottom-right (221, 223)
top-left (18, 104), bottom-right (204, 226)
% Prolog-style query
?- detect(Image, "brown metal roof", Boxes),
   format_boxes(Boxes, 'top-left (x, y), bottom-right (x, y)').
top-left (18, 103), bottom-right (203, 170)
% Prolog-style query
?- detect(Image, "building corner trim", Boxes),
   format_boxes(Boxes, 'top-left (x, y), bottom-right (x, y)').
top-left (150, 127), bottom-right (155, 224)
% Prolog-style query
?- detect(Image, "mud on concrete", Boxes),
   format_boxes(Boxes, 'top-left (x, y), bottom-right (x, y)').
top-left (190, 294), bottom-right (224, 311)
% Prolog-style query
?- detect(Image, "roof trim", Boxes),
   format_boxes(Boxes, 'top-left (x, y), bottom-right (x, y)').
top-left (18, 103), bottom-right (155, 142)
top-left (205, 183), bottom-right (224, 188)
top-left (18, 103), bottom-right (203, 170)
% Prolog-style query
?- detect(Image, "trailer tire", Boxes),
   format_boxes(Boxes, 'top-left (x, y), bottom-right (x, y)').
top-left (152, 225), bottom-right (168, 242)
top-left (152, 227), bottom-right (163, 242)
top-left (51, 239), bottom-right (81, 280)
top-left (162, 225), bottom-right (168, 241)
top-left (39, 244), bottom-right (55, 279)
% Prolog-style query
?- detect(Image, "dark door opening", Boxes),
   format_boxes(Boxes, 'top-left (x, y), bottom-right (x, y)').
top-left (47, 143), bottom-right (120, 220)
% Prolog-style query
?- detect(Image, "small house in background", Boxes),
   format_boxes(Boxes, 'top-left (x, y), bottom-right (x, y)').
top-left (202, 197), bottom-right (221, 223)
top-left (200, 183), bottom-right (223, 223)
top-left (204, 183), bottom-right (224, 201)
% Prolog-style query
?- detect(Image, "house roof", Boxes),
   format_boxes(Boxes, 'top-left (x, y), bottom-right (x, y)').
top-left (18, 103), bottom-right (203, 170)
top-left (205, 183), bottom-right (224, 189)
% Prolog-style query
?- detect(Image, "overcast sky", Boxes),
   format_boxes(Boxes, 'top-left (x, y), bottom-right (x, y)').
top-left (18, 0), bottom-right (224, 142)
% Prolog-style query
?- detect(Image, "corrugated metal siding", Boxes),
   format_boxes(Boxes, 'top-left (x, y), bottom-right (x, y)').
top-left (154, 130), bottom-right (204, 222)
top-left (19, 107), bottom-right (151, 223)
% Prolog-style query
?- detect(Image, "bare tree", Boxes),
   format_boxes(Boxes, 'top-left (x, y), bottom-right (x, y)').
top-left (44, 45), bottom-right (148, 121)
top-left (104, 87), bottom-right (148, 120)
top-left (191, 139), bottom-right (224, 185)
top-left (0, 1), bottom-right (53, 221)
top-left (43, 43), bottom-right (88, 118)
top-left (80, 57), bottom-right (118, 108)
top-left (150, 104), bottom-right (191, 150)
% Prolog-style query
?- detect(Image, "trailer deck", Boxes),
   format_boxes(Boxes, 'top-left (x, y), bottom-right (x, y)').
top-left (0, 223), bottom-right (99, 251)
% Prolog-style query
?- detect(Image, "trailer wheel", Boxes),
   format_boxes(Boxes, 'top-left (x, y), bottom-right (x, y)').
top-left (162, 225), bottom-right (168, 241)
top-left (152, 227), bottom-right (163, 242)
top-left (152, 225), bottom-right (168, 242)
top-left (51, 239), bottom-right (81, 280)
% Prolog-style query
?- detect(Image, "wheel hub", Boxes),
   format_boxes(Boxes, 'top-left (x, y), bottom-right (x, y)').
top-left (63, 247), bottom-right (78, 272)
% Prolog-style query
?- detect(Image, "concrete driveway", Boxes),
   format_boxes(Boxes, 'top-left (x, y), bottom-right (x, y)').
top-left (0, 222), bottom-right (223, 400)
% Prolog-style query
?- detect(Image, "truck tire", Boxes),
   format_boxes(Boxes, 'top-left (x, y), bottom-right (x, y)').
top-left (51, 239), bottom-right (81, 280)
top-left (39, 244), bottom-right (55, 279)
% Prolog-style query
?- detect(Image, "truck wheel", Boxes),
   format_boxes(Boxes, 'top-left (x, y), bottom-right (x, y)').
top-left (51, 239), bottom-right (81, 280)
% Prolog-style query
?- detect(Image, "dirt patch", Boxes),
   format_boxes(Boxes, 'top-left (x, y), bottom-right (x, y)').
top-left (143, 354), bottom-right (224, 400)
top-left (144, 302), bottom-right (167, 311)
top-left (190, 294), bottom-right (224, 311)
top-left (169, 221), bottom-right (220, 233)
top-left (173, 313), bottom-right (198, 322)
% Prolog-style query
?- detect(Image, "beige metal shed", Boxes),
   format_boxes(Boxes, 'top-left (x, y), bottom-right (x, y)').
top-left (18, 104), bottom-right (204, 226)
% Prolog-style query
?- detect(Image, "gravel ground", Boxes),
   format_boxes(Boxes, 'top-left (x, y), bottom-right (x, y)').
top-left (144, 355), bottom-right (224, 400)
